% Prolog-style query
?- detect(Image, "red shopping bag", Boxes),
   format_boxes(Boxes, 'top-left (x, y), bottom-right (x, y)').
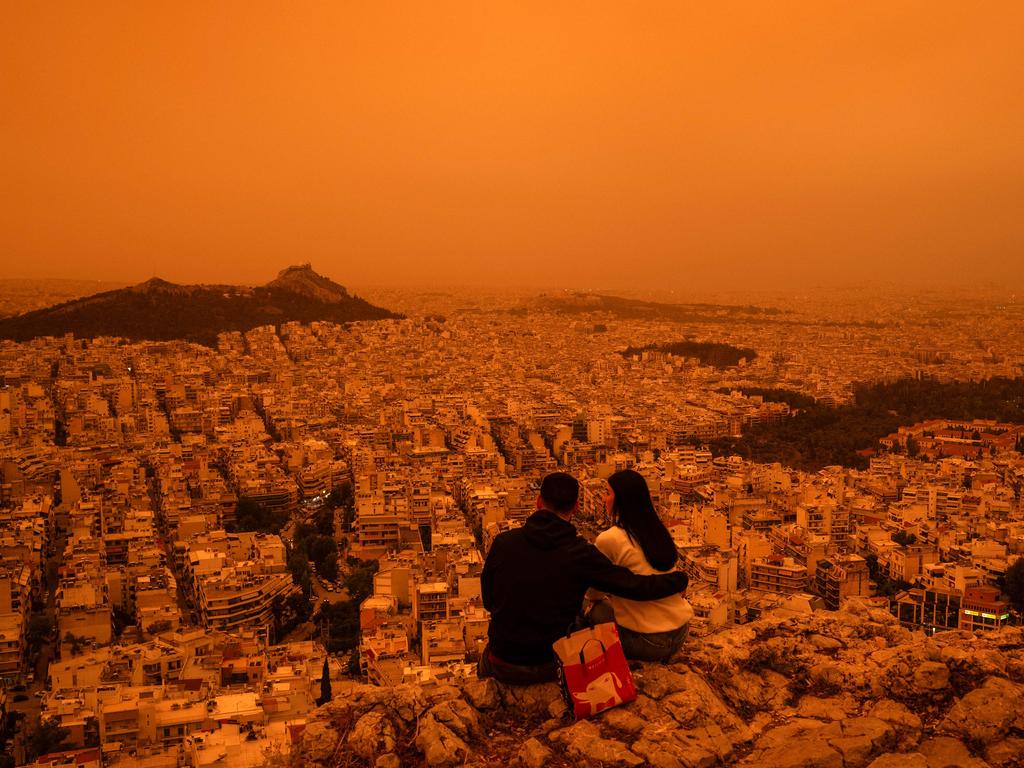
top-left (552, 622), bottom-right (637, 719)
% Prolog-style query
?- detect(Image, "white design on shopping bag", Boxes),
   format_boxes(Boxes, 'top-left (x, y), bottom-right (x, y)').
top-left (571, 671), bottom-right (622, 710)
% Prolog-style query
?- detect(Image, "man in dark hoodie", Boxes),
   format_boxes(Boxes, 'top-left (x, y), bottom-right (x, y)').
top-left (479, 471), bottom-right (688, 684)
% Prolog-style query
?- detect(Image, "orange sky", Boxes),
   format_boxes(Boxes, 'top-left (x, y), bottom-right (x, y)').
top-left (2, 2), bottom-right (1022, 291)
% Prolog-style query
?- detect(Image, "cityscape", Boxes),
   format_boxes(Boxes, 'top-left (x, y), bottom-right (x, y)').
top-left (1, 275), bottom-right (1023, 766)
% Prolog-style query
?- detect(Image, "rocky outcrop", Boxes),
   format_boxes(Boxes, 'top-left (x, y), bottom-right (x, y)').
top-left (287, 602), bottom-right (1024, 767)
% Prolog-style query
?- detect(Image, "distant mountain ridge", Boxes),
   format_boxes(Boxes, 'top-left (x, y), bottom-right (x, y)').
top-left (0, 278), bottom-right (131, 318)
top-left (528, 291), bottom-right (785, 323)
top-left (0, 264), bottom-right (401, 345)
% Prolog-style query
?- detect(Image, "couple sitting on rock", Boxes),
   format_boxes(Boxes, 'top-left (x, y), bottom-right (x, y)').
top-left (480, 470), bottom-right (692, 684)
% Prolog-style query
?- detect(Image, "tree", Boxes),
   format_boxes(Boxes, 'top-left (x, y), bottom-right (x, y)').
top-left (112, 605), bottom-right (135, 638)
top-left (319, 553), bottom-right (340, 583)
top-left (285, 591), bottom-right (312, 625)
top-left (347, 650), bottom-right (362, 678)
top-left (344, 559), bottom-right (379, 604)
top-left (26, 615), bottom-right (54, 651)
top-left (314, 506), bottom-right (335, 537)
top-left (29, 718), bottom-right (69, 760)
top-left (230, 497), bottom-right (288, 535)
top-left (308, 536), bottom-right (338, 566)
top-left (287, 552), bottom-right (312, 596)
top-left (54, 419), bottom-right (67, 447)
top-left (892, 530), bottom-right (918, 547)
top-left (327, 481), bottom-right (357, 531)
top-left (317, 657), bottom-right (333, 706)
top-left (292, 522), bottom-right (318, 553)
top-left (326, 481), bottom-right (353, 510)
top-left (865, 553), bottom-right (880, 581)
top-left (341, 505), bottom-right (357, 531)
top-left (317, 601), bottom-right (360, 654)
top-left (63, 632), bottom-right (89, 656)
top-left (1004, 559), bottom-right (1024, 614)
top-left (297, 533), bottom-right (340, 581)
top-left (906, 435), bottom-right (920, 458)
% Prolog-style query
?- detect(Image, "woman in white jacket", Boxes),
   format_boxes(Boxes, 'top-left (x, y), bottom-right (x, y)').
top-left (589, 469), bottom-right (692, 661)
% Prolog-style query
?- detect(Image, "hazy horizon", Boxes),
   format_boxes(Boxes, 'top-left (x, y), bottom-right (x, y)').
top-left (3, 3), bottom-right (1023, 291)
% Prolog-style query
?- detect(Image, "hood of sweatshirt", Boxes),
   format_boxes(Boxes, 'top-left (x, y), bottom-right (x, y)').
top-left (522, 509), bottom-right (579, 551)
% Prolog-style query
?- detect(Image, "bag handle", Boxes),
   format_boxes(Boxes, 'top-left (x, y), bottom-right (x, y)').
top-left (578, 638), bottom-right (607, 666)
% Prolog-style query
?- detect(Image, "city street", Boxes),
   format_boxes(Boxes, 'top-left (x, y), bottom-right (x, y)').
top-left (312, 575), bottom-right (350, 604)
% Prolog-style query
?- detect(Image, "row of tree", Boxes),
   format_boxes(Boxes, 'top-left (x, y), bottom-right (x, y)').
top-left (708, 376), bottom-right (1024, 471)
top-left (315, 558), bottom-right (380, 655)
top-left (289, 513), bottom-right (340, 586)
top-left (622, 340), bottom-right (757, 368)
top-left (227, 497), bottom-right (290, 535)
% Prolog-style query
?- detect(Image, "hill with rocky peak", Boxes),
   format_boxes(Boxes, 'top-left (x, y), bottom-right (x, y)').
top-left (0, 264), bottom-right (400, 345)
top-left (285, 601), bottom-right (1024, 768)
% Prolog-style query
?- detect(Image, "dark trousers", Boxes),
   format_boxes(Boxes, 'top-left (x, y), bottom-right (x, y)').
top-left (586, 599), bottom-right (688, 662)
top-left (477, 644), bottom-right (559, 685)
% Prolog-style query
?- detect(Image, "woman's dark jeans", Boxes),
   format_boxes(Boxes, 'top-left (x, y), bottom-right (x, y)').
top-left (587, 599), bottom-right (688, 662)
top-left (616, 622), bottom-right (689, 662)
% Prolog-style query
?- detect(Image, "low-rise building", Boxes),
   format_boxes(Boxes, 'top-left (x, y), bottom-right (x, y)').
top-left (959, 585), bottom-right (1011, 632)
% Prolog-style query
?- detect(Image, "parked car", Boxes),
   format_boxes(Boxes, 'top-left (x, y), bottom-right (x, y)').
top-left (13, 694), bottom-right (28, 702)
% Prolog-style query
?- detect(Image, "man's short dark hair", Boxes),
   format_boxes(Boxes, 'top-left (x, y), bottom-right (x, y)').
top-left (540, 472), bottom-right (579, 513)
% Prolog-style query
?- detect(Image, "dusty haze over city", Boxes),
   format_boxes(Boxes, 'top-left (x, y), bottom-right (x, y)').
top-left (3, 3), bottom-right (1024, 291)
top-left (4, 6), bottom-right (1024, 768)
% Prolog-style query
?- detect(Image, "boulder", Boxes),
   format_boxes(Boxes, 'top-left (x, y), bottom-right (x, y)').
top-left (918, 736), bottom-right (990, 768)
top-left (599, 706), bottom-right (648, 735)
top-left (384, 684), bottom-right (429, 724)
top-left (629, 737), bottom-right (687, 768)
top-left (742, 719), bottom-right (842, 768)
top-left (866, 754), bottom-right (929, 768)
top-left (809, 633), bottom-right (844, 652)
top-left (819, 717), bottom-right (896, 767)
top-left (426, 698), bottom-right (481, 741)
top-left (744, 740), bottom-right (843, 768)
top-left (549, 719), bottom-right (644, 768)
top-left (938, 676), bottom-right (1024, 744)
top-left (415, 714), bottom-right (471, 767)
top-left (300, 720), bottom-right (340, 763)
top-left (913, 661), bottom-right (950, 691)
top-left (347, 710), bottom-right (397, 760)
top-left (985, 736), bottom-right (1024, 767)
top-left (796, 695), bottom-right (857, 721)
top-left (515, 737), bottom-right (553, 768)
top-left (868, 699), bottom-right (923, 733)
top-left (500, 682), bottom-right (562, 716)
top-left (462, 677), bottom-right (501, 710)
top-left (634, 665), bottom-right (691, 699)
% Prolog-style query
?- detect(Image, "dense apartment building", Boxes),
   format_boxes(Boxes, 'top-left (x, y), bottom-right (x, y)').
top-left (813, 554), bottom-right (870, 611)
top-left (748, 556), bottom-right (807, 594)
top-left (959, 585), bottom-right (1012, 632)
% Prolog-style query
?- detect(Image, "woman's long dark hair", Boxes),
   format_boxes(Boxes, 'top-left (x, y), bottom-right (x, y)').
top-left (608, 469), bottom-right (678, 571)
